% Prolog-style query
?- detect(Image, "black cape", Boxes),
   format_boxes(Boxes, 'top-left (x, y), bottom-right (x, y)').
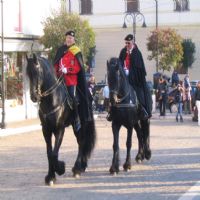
top-left (119, 45), bottom-right (152, 115)
top-left (54, 44), bottom-right (93, 121)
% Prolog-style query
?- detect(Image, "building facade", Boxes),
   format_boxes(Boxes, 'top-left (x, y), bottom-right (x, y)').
top-left (0, 0), bottom-right (200, 123)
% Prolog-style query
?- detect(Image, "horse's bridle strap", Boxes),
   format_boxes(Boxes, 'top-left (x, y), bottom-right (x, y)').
top-left (40, 75), bottom-right (63, 97)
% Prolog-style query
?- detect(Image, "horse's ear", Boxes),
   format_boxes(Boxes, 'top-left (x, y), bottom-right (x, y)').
top-left (33, 53), bottom-right (38, 64)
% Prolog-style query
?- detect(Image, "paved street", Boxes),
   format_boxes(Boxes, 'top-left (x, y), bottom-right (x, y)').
top-left (0, 112), bottom-right (200, 200)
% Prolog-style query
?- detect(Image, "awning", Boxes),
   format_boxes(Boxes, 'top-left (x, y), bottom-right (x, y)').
top-left (0, 35), bottom-right (44, 52)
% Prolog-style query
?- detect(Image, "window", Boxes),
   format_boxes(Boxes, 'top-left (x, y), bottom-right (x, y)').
top-left (174, 0), bottom-right (189, 12)
top-left (126, 0), bottom-right (139, 13)
top-left (80, 0), bottom-right (92, 15)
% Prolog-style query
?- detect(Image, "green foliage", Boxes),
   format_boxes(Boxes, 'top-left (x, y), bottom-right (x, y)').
top-left (40, 12), bottom-right (95, 62)
top-left (181, 39), bottom-right (196, 69)
top-left (147, 28), bottom-right (183, 72)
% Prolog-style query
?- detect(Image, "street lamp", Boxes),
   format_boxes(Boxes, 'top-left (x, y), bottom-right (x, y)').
top-left (122, 11), bottom-right (147, 43)
top-left (68, 0), bottom-right (71, 13)
top-left (154, 0), bottom-right (159, 72)
top-left (0, 0), bottom-right (5, 129)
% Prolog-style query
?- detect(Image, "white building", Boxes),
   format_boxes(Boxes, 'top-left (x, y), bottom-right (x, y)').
top-left (0, 0), bottom-right (200, 123)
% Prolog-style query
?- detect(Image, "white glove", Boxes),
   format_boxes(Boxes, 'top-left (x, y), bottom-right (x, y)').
top-left (60, 66), bottom-right (67, 74)
top-left (124, 68), bottom-right (129, 76)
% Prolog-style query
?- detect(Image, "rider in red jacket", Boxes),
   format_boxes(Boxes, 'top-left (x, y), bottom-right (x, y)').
top-left (54, 30), bottom-right (92, 132)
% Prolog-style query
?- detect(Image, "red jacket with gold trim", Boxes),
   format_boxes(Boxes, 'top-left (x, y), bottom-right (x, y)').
top-left (55, 45), bottom-right (81, 86)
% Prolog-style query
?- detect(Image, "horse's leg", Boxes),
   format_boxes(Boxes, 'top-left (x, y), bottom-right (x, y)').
top-left (123, 127), bottom-right (133, 171)
top-left (109, 122), bottom-right (121, 175)
top-left (72, 126), bottom-right (84, 177)
top-left (52, 128), bottom-right (65, 176)
top-left (140, 119), bottom-right (151, 160)
top-left (42, 129), bottom-right (56, 185)
top-left (72, 120), bottom-right (96, 177)
top-left (134, 123), bottom-right (145, 163)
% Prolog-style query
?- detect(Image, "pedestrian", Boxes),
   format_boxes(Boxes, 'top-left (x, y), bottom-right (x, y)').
top-left (171, 70), bottom-right (179, 87)
top-left (97, 87), bottom-right (105, 113)
top-left (107, 34), bottom-right (152, 121)
top-left (194, 81), bottom-right (200, 126)
top-left (157, 75), bottom-right (168, 116)
top-left (53, 30), bottom-right (92, 132)
top-left (175, 82), bottom-right (184, 122)
top-left (88, 75), bottom-right (96, 97)
top-left (183, 74), bottom-right (192, 114)
top-left (103, 84), bottom-right (110, 112)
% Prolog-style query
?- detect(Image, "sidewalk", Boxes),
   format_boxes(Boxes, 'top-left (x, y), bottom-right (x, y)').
top-left (0, 118), bottom-right (41, 137)
top-left (0, 111), bottom-right (195, 137)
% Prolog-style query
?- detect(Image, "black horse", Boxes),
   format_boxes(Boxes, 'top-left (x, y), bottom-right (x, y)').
top-left (107, 57), bottom-right (151, 174)
top-left (26, 54), bottom-right (96, 185)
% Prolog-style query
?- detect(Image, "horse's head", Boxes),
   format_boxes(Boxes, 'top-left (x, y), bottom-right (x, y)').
top-left (107, 57), bottom-right (120, 105)
top-left (26, 53), bottom-right (43, 102)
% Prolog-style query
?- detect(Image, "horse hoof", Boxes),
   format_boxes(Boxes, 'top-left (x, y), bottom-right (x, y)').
top-left (49, 180), bottom-right (54, 186)
top-left (136, 159), bottom-right (142, 164)
top-left (109, 167), bottom-right (119, 175)
top-left (55, 161), bottom-right (65, 176)
top-left (123, 163), bottom-right (131, 172)
top-left (110, 171), bottom-right (117, 176)
top-left (145, 150), bottom-right (152, 160)
top-left (45, 175), bottom-right (56, 186)
top-left (73, 173), bottom-right (80, 178)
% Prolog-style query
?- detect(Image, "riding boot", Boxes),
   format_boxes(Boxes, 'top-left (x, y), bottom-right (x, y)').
top-left (73, 101), bottom-right (81, 132)
top-left (138, 104), bottom-right (150, 120)
top-left (106, 110), bottom-right (112, 121)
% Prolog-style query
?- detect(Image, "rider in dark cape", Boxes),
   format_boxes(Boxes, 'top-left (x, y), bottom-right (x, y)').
top-left (54, 31), bottom-right (92, 131)
top-left (119, 36), bottom-right (152, 118)
top-left (107, 34), bottom-right (152, 121)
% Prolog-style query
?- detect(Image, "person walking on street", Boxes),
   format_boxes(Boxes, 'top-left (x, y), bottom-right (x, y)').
top-left (53, 30), bottom-right (92, 132)
top-left (183, 74), bottom-right (192, 114)
top-left (194, 81), bottom-right (200, 126)
top-left (157, 76), bottom-right (168, 116)
top-left (103, 84), bottom-right (110, 112)
top-left (175, 82), bottom-right (184, 122)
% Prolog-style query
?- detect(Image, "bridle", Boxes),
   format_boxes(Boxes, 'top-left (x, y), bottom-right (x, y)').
top-left (109, 64), bottom-right (130, 104)
top-left (33, 58), bottom-right (63, 100)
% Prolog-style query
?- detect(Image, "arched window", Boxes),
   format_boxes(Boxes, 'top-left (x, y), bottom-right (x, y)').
top-left (80, 0), bottom-right (92, 15)
top-left (174, 0), bottom-right (189, 12)
top-left (125, 0), bottom-right (139, 13)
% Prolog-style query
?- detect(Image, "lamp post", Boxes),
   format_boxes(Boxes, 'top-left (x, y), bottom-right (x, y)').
top-left (154, 0), bottom-right (159, 72)
top-left (0, 0), bottom-right (5, 129)
top-left (122, 11), bottom-right (147, 43)
top-left (68, 0), bottom-right (71, 13)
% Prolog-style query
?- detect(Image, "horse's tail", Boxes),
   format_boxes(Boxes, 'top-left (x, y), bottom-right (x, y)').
top-left (81, 117), bottom-right (96, 159)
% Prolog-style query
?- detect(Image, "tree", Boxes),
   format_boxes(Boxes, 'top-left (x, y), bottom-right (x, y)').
top-left (40, 12), bottom-right (95, 63)
top-left (147, 28), bottom-right (183, 72)
top-left (181, 39), bottom-right (196, 72)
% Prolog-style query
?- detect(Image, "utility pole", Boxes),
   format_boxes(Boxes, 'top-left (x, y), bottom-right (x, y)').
top-left (155, 0), bottom-right (159, 72)
top-left (0, 0), bottom-right (5, 128)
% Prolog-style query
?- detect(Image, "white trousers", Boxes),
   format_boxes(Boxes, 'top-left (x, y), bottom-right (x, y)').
top-left (196, 100), bottom-right (200, 126)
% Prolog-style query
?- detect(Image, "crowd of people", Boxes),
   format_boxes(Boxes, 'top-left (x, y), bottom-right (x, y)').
top-left (156, 71), bottom-right (200, 125)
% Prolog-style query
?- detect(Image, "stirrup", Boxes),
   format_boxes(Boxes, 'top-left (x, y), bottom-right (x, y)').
top-left (106, 113), bottom-right (112, 121)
